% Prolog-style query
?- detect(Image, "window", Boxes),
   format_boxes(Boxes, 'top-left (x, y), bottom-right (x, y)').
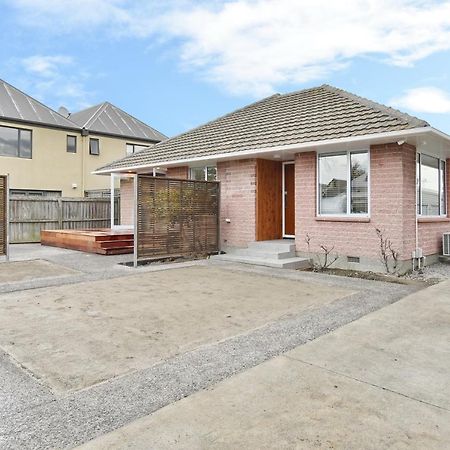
top-left (10, 189), bottom-right (61, 197)
top-left (126, 143), bottom-right (149, 155)
top-left (89, 138), bottom-right (99, 155)
top-left (67, 135), bottom-right (77, 153)
top-left (417, 153), bottom-right (446, 216)
top-left (189, 166), bottom-right (217, 181)
top-left (318, 151), bottom-right (369, 216)
top-left (0, 125), bottom-right (32, 158)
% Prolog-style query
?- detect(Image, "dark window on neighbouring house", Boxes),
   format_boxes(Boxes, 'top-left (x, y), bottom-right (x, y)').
top-left (0, 125), bottom-right (32, 159)
top-left (126, 143), bottom-right (149, 155)
top-left (10, 189), bottom-right (62, 197)
top-left (67, 135), bottom-right (77, 153)
top-left (89, 138), bottom-right (99, 155)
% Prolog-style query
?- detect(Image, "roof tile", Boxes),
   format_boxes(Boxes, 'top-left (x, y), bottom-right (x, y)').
top-left (97, 85), bottom-right (429, 172)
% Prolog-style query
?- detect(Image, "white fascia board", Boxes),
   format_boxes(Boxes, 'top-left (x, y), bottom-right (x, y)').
top-left (94, 127), bottom-right (445, 175)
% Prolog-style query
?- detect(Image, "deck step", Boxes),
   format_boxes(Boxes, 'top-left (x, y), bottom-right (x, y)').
top-left (41, 229), bottom-right (134, 255)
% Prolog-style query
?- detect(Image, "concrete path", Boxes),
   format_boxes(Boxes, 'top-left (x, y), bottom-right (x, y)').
top-left (79, 279), bottom-right (450, 450)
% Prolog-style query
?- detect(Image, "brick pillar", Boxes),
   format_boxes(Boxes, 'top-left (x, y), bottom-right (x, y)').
top-left (217, 159), bottom-right (257, 248)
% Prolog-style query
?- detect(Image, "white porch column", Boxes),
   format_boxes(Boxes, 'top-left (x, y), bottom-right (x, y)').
top-left (110, 173), bottom-right (116, 228)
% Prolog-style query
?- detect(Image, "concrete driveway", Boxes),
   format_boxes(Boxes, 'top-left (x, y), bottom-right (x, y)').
top-left (0, 265), bottom-right (352, 393)
top-left (1, 260), bottom-right (420, 449)
top-left (80, 279), bottom-right (450, 450)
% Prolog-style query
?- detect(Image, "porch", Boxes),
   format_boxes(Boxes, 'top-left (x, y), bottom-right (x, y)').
top-left (212, 239), bottom-right (309, 270)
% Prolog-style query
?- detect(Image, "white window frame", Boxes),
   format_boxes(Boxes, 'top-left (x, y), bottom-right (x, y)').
top-left (189, 166), bottom-right (217, 181)
top-left (316, 149), bottom-right (371, 218)
top-left (417, 152), bottom-right (447, 218)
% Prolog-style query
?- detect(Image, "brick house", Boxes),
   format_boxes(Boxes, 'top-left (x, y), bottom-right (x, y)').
top-left (96, 85), bottom-right (450, 272)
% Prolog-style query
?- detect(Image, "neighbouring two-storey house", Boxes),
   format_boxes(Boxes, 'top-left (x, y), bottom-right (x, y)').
top-left (0, 79), bottom-right (167, 197)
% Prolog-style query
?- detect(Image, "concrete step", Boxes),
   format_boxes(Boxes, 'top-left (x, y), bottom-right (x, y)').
top-left (438, 255), bottom-right (450, 264)
top-left (230, 248), bottom-right (295, 260)
top-left (248, 240), bottom-right (296, 253)
top-left (212, 253), bottom-right (310, 270)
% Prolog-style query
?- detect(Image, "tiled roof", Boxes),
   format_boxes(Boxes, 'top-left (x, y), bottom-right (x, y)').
top-left (96, 85), bottom-right (429, 172)
top-left (70, 102), bottom-right (167, 142)
top-left (0, 79), bottom-right (80, 129)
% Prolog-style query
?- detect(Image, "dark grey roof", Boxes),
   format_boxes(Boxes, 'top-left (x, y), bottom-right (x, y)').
top-left (97, 84), bottom-right (429, 173)
top-left (70, 102), bottom-right (167, 142)
top-left (0, 79), bottom-right (80, 129)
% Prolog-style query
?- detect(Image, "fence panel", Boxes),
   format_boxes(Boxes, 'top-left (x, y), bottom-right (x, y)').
top-left (137, 176), bottom-right (219, 259)
top-left (9, 196), bottom-right (120, 243)
top-left (0, 176), bottom-right (7, 255)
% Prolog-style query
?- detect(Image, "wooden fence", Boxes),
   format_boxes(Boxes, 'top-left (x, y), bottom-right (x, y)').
top-left (136, 175), bottom-right (219, 260)
top-left (0, 176), bottom-right (7, 255)
top-left (9, 196), bottom-right (120, 243)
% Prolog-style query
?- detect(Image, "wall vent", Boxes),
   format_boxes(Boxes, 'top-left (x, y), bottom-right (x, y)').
top-left (443, 233), bottom-right (450, 256)
top-left (347, 256), bottom-right (360, 264)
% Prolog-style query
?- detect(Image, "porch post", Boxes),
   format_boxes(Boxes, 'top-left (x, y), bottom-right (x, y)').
top-left (110, 173), bottom-right (115, 229)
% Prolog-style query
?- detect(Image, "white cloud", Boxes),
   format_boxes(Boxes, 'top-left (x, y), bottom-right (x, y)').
top-left (8, 0), bottom-right (450, 95)
top-left (390, 87), bottom-right (450, 114)
top-left (21, 55), bottom-right (74, 78)
top-left (4, 54), bottom-right (95, 111)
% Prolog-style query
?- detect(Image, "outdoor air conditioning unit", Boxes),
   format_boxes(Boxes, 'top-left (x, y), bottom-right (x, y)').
top-left (443, 233), bottom-right (450, 256)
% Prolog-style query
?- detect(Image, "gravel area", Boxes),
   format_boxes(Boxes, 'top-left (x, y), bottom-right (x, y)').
top-left (0, 261), bottom-right (422, 450)
top-left (405, 262), bottom-right (450, 282)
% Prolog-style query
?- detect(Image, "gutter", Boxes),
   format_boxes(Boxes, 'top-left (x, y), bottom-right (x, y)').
top-left (94, 126), bottom-right (447, 175)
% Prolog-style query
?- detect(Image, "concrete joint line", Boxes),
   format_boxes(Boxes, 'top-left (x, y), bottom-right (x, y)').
top-left (284, 356), bottom-right (450, 412)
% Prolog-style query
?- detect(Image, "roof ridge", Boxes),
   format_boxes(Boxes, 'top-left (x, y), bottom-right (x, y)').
top-left (83, 102), bottom-right (108, 128)
top-left (107, 103), bottom-right (169, 140)
top-left (322, 84), bottom-right (429, 128)
top-left (277, 84), bottom-right (328, 98)
top-left (0, 78), bottom-right (81, 128)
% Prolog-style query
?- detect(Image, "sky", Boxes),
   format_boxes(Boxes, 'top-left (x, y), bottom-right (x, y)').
top-left (0, 0), bottom-right (450, 138)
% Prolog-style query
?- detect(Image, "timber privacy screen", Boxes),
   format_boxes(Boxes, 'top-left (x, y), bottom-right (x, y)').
top-left (136, 175), bottom-right (220, 260)
top-left (0, 175), bottom-right (7, 256)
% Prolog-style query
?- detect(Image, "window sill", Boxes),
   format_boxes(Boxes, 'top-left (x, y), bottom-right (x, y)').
top-left (417, 217), bottom-right (450, 223)
top-left (316, 216), bottom-right (370, 223)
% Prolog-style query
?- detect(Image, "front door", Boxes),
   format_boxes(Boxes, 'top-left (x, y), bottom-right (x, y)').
top-left (283, 162), bottom-right (295, 237)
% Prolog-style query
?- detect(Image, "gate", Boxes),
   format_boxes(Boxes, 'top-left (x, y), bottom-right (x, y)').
top-left (0, 175), bottom-right (8, 258)
top-left (136, 175), bottom-right (219, 262)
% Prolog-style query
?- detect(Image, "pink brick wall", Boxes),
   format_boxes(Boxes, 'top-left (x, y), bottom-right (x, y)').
top-left (217, 159), bottom-right (257, 247)
top-left (120, 178), bottom-right (134, 226)
top-left (418, 158), bottom-right (450, 255)
top-left (295, 143), bottom-right (418, 263)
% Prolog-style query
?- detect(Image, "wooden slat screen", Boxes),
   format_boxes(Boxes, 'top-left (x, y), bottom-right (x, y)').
top-left (0, 176), bottom-right (7, 256)
top-left (136, 176), bottom-right (219, 259)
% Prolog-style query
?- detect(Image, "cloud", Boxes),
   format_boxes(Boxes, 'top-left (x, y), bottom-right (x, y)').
top-left (390, 87), bottom-right (450, 114)
top-left (3, 54), bottom-right (95, 111)
top-left (21, 55), bottom-right (74, 78)
top-left (7, 0), bottom-right (450, 95)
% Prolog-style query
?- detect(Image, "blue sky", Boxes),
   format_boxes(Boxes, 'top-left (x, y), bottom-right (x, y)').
top-left (1, 0), bottom-right (450, 137)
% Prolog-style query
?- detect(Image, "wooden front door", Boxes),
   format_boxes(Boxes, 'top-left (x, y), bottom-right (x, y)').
top-left (283, 163), bottom-right (295, 237)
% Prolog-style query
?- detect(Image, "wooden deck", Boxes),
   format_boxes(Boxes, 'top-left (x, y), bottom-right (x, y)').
top-left (40, 229), bottom-right (134, 255)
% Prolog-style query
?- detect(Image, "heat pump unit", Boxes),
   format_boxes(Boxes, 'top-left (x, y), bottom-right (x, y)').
top-left (443, 233), bottom-right (450, 256)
